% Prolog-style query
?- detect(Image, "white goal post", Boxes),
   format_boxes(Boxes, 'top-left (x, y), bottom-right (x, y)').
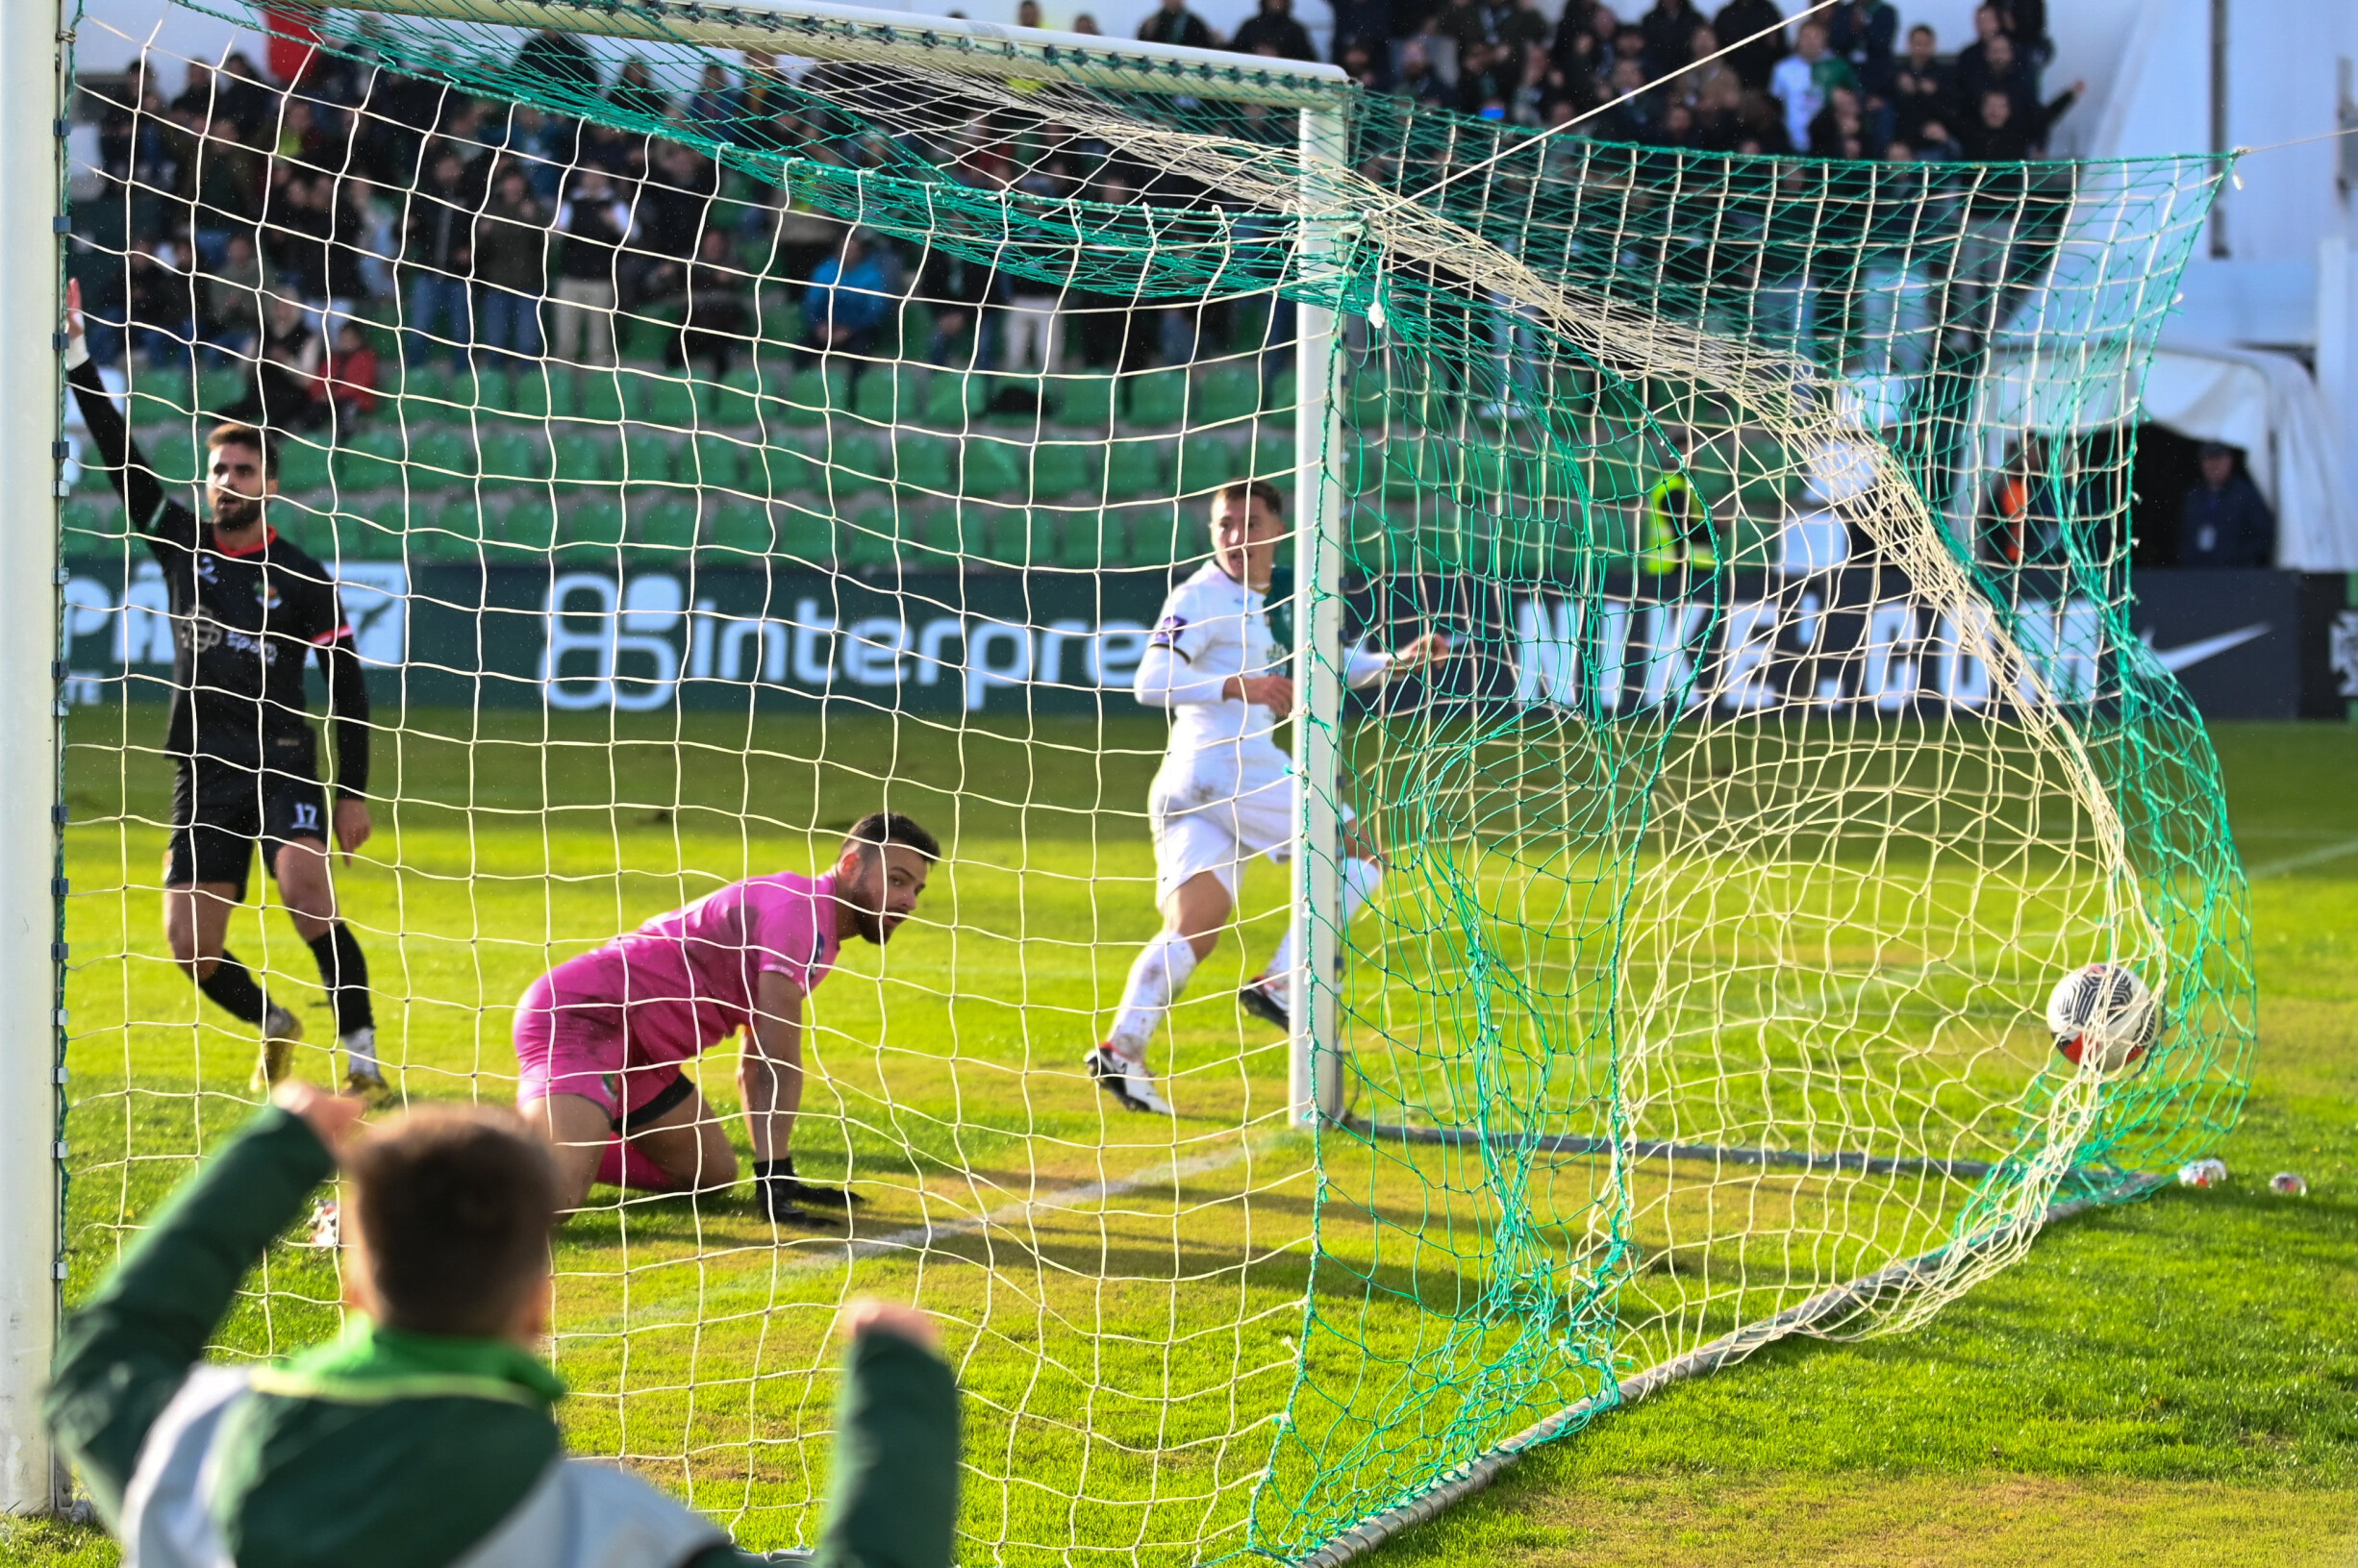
top-left (5, 0), bottom-right (65, 1517)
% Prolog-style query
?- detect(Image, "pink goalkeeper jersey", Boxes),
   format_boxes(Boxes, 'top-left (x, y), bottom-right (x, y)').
top-left (589, 870), bottom-right (842, 1068)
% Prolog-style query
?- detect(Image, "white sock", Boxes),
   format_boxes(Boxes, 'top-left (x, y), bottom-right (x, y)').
top-left (1261, 860), bottom-right (1383, 1007)
top-left (1109, 933), bottom-right (1197, 1060)
top-left (340, 1026), bottom-right (379, 1075)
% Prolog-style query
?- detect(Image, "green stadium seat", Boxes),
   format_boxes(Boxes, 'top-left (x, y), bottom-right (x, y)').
top-left (465, 367), bottom-right (514, 414)
top-left (409, 428), bottom-right (477, 485)
top-left (332, 428), bottom-right (405, 493)
top-left (839, 505), bottom-right (904, 572)
top-left (61, 497), bottom-right (113, 543)
top-left (275, 437), bottom-right (332, 496)
top-left (985, 507), bottom-right (1056, 569)
top-left (1056, 510), bottom-right (1115, 569)
top-left (753, 442), bottom-right (817, 499)
top-left (479, 430), bottom-right (547, 488)
top-left (1104, 439), bottom-right (1165, 501)
top-left (1345, 376), bottom-right (1388, 429)
top-left (576, 374), bottom-right (626, 423)
top-left (128, 363), bottom-right (195, 418)
top-left (1193, 365), bottom-right (1261, 426)
top-left (923, 372), bottom-right (982, 427)
top-left (1177, 435), bottom-right (1242, 496)
top-left (961, 438), bottom-right (1026, 499)
top-left (782, 367), bottom-right (847, 428)
top-left (1032, 442), bottom-right (1100, 500)
top-left (711, 367), bottom-right (762, 428)
top-left (319, 509), bottom-right (400, 560)
top-left (774, 508), bottom-right (835, 565)
top-left (1128, 507), bottom-right (1183, 567)
top-left (620, 430), bottom-right (674, 486)
top-left (1249, 435), bottom-right (1295, 485)
top-left (634, 497), bottom-right (700, 556)
top-left (197, 368), bottom-right (245, 416)
top-left (1055, 375), bottom-right (1116, 431)
top-left (687, 434), bottom-right (746, 494)
top-left (1268, 368), bottom-right (1298, 417)
top-left (853, 364), bottom-right (925, 424)
top-left (550, 432), bottom-right (610, 486)
top-left (415, 498), bottom-right (489, 560)
top-left (1382, 439), bottom-right (1449, 503)
top-left (500, 494), bottom-right (563, 558)
top-left (552, 494), bottom-right (623, 560)
top-left (709, 500), bottom-right (775, 558)
top-left (830, 435), bottom-right (890, 498)
top-left (512, 368), bottom-right (579, 420)
top-left (630, 373), bottom-right (704, 430)
top-left (1126, 369), bottom-right (1186, 426)
top-left (148, 433), bottom-right (203, 488)
top-left (364, 495), bottom-right (414, 548)
top-left (921, 503), bottom-right (993, 565)
top-left (397, 364), bottom-right (453, 408)
top-left (891, 432), bottom-right (958, 499)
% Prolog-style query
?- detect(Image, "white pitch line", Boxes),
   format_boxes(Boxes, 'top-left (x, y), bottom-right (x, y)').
top-left (2245, 834), bottom-right (2358, 881)
top-left (779, 1138), bottom-right (1276, 1276)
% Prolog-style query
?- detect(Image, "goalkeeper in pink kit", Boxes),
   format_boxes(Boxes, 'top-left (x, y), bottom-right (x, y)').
top-left (514, 811), bottom-right (939, 1223)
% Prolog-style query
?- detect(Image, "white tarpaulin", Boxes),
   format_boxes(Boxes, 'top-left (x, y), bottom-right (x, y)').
top-left (1974, 339), bottom-right (2358, 568)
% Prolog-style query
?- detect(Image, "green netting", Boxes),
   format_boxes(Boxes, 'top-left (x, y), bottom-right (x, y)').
top-left (63, 1), bottom-right (2252, 1562)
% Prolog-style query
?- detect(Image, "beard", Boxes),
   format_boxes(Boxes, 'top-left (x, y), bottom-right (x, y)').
top-left (212, 492), bottom-right (263, 533)
top-left (841, 866), bottom-right (895, 945)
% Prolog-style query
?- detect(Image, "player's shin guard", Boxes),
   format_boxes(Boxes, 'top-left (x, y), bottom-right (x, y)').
top-left (195, 950), bottom-right (270, 1026)
top-left (306, 923), bottom-right (374, 1035)
top-left (1109, 932), bottom-right (1198, 1059)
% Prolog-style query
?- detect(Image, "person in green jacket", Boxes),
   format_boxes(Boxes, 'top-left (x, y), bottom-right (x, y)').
top-left (45, 1084), bottom-right (960, 1568)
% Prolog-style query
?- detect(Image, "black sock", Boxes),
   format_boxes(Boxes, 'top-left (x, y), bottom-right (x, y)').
top-left (306, 923), bottom-right (374, 1037)
top-left (196, 951), bottom-right (270, 1027)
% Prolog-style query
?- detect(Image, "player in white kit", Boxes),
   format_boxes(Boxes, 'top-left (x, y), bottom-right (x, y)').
top-left (1085, 480), bottom-right (1446, 1115)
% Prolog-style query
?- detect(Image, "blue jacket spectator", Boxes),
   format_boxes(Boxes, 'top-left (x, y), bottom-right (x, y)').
top-left (804, 232), bottom-right (893, 356)
top-left (2178, 444), bottom-right (2277, 568)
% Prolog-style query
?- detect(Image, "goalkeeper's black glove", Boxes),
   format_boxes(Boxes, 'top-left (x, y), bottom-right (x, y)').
top-left (754, 1156), bottom-right (866, 1219)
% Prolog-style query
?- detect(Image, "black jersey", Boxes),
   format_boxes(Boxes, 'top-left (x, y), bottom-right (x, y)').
top-left (69, 358), bottom-right (371, 792)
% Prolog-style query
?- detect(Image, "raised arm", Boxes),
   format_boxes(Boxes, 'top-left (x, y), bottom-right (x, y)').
top-left (814, 1303), bottom-right (961, 1568)
top-left (45, 1086), bottom-right (359, 1527)
top-left (63, 280), bottom-right (177, 537)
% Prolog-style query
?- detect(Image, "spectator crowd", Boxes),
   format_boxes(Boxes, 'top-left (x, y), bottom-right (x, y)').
top-left (74, 1), bottom-right (2085, 395)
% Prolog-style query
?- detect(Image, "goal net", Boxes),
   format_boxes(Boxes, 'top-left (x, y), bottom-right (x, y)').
top-left (57, 0), bottom-right (2254, 1560)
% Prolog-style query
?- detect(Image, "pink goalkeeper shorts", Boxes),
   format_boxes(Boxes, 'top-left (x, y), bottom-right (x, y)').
top-left (513, 956), bottom-right (690, 1125)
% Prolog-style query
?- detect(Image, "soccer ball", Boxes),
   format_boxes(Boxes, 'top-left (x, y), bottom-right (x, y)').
top-left (2046, 963), bottom-right (2161, 1074)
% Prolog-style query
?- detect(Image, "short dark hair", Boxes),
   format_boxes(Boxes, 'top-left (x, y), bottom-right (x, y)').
top-left (1213, 478), bottom-right (1284, 517)
top-left (207, 422), bottom-right (277, 481)
top-left (344, 1106), bottom-right (559, 1337)
top-left (842, 810), bottom-right (941, 862)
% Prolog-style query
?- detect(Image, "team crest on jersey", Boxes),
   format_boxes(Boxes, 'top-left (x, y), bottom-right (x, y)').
top-left (1149, 613), bottom-right (1188, 650)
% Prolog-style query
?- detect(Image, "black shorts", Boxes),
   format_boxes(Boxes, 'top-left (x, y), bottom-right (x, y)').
top-left (167, 760), bottom-right (331, 901)
top-left (611, 1068), bottom-right (695, 1134)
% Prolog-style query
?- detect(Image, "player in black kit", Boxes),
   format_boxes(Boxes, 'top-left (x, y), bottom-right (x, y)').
top-left (64, 280), bottom-right (386, 1100)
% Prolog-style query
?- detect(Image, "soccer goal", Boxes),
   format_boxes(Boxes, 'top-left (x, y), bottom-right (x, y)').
top-left (29, 0), bottom-right (2256, 1558)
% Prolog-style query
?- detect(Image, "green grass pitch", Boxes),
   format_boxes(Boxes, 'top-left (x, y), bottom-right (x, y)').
top-left (11, 712), bottom-right (2353, 1566)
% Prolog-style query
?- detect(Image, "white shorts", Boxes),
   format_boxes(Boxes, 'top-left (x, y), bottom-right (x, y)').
top-left (1148, 752), bottom-right (1353, 906)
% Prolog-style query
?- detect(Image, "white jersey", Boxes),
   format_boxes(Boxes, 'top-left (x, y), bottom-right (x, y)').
top-left (1131, 561), bottom-right (1391, 769)
top-left (1132, 561), bottom-right (1396, 901)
